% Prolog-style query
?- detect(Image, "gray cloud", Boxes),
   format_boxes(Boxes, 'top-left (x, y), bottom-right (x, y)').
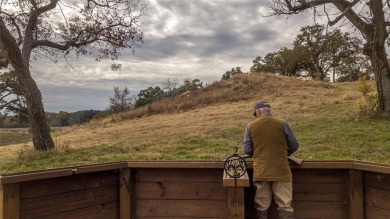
top-left (29, 0), bottom-right (315, 112)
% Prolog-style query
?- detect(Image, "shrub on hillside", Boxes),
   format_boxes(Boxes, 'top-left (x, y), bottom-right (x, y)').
top-left (355, 76), bottom-right (379, 118)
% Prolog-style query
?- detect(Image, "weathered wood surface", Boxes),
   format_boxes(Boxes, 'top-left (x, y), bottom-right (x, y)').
top-left (20, 171), bottom-right (117, 199)
top-left (293, 202), bottom-right (347, 219)
top-left (223, 170), bottom-right (249, 219)
top-left (120, 168), bottom-right (132, 219)
top-left (1, 161), bottom-right (390, 219)
top-left (346, 169), bottom-right (363, 219)
top-left (19, 170), bottom-right (119, 219)
top-left (136, 181), bottom-right (227, 200)
top-left (244, 169), bottom-right (348, 219)
top-left (365, 206), bottom-right (390, 219)
top-left (135, 168), bottom-right (222, 183)
top-left (227, 188), bottom-right (245, 219)
top-left (0, 169), bottom-right (73, 184)
top-left (364, 172), bottom-right (390, 219)
top-left (0, 183), bottom-right (19, 219)
top-left (293, 169), bottom-right (347, 219)
top-left (223, 171), bottom-right (250, 187)
top-left (2, 160), bottom-right (390, 184)
top-left (134, 168), bottom-right (227, 218)
top-left (36, 202), bottom-right (118, 219)
top-left (135, 200), bottom-right (227, 217)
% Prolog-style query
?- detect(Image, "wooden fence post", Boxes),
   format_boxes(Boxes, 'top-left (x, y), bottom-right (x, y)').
top-left (223, 171), bottom-right (250, 219)
top-left (119, 168), bottom-right (133, 219)
top-left (0, 183), bottom-right (20, 219)
top-left (346, 169), bottom-right (363, 219)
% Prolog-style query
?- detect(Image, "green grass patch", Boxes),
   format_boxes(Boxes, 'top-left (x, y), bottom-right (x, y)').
top-left (0, 144), bottom-right (134, 173)
top-left (293, 115), bottom-right (390, 164)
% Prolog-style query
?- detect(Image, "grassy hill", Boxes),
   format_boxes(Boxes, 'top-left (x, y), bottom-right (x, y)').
top-left (1, 73), bottom-right (389, 173)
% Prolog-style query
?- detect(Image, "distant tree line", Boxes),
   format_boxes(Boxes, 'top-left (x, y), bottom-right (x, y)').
top-left (108, 78), bottom-right (204, 113)
top-left (0, 69), bottom-right (100, 128)
top-left (0, 110), bottom-right (100, 128)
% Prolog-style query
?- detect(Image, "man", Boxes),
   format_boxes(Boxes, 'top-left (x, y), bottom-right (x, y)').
top-left (242, 100), bottom-right (299, 219)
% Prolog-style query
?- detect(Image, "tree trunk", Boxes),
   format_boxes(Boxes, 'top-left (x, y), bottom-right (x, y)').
top-left (365, 44), bottom-right (390, 113)
top-left (12, 66), bottom-right (55, 150)
top-left (0, 19), bottom-right (55, 150)
top-left (22, 68), bottom-right (55, 150)
top-left (314, 58), bottom-right (323, 80)
top-left (362, 0), bottom-right (390, 113)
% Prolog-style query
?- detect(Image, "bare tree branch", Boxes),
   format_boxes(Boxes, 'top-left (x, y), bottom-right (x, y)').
top-left (328, 0), bottom-right (360, 26)
top-left (32, 38), bottom-right (95, 51)
top-left (29, 0), bottom-right (38, 9)
top-left (283, 0), bottom-right (332, 12)
top-left (23, 0), bottom-right (59, 59)
top-left (330, 0), bottom-right (369, 33)
top-left (0, 17), bottom-right (26, 70)
top-left (1, 12), bottom-right (23, 45)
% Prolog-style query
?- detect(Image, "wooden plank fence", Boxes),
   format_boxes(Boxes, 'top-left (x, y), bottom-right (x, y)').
top-left (1, 161), bottom-right (390, 219)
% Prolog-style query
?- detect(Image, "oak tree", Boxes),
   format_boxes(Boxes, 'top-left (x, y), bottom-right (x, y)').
top-left (0, 0), bottom-right (147, 150)
top-left (265, 0), bottom-right (390, 112)
top-left (135, 86), bottom-right (164, 107)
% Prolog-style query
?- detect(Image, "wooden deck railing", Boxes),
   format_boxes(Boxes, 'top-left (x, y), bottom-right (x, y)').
top-left (1, 161), bottom-right (390, 219)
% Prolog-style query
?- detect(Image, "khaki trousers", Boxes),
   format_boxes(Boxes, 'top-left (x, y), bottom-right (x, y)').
top-left (253, 181), bottom-right (294, 212)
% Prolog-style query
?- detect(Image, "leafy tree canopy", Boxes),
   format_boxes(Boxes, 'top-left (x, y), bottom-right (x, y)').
top-left (135, 86), bottom-right (164, 107)
top-left (251, 24), bottom-right (366, 81)
top-left (221, 67), bottom-right (243, 80)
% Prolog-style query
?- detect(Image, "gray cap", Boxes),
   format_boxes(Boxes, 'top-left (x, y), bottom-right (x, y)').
top-left (253, 100), bottom-right (271, 116)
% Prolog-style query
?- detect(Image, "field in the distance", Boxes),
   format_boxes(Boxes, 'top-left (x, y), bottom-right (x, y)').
top-left (0, 128), bottom-right (31, 146)
top-left (1, 74), bottom-right (389, 174)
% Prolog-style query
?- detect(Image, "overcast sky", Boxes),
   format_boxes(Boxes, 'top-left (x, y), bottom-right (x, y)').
top-left (31, 0), bottom-right (318, 112)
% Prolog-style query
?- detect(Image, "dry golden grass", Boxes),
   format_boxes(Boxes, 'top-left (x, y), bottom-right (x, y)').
top-left (2, 73), bottom-right (376, 173)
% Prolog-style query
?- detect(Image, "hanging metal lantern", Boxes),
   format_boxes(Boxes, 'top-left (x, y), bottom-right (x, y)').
top-left (224, 147), bottom-right (247, 178)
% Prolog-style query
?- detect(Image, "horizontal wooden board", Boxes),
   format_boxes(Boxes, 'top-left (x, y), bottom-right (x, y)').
top-left (135, 200), bottom-right (227, 217)
top-left (35, 202), bottom-right (119, 219)
top-left (293, 201), bottom-right (347, 219)
top-left (76, 162), bottom-right (126, 174)
top-left (20, 185), bottom-right (118, 218)
top-left (293, 183), bottom-right (346, 201)
top-left (3, 160), bottom-right (390, 184)
top-left (364, 187), bottom-right (390, 210)
top-left (135, 182), bottom-right (227, 200)
top-left (292, 169), bottom-right (346, 184)
top-left (127, 161), bottom-right (224, 169)
top-left (364, 172), bottom-right (390, 191)
top-left (354, 162), bottom-right (390, 175)
top-left (0, 169), bottom-right (73, 184)
top-left (136, 217), bottom-right (226, 219)
top-left (20, 171), bottom-right (117, 199)
top-left (135, 168), bottom-right (222, 183)
top-left (365, 206), bottom-right (390, 219)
